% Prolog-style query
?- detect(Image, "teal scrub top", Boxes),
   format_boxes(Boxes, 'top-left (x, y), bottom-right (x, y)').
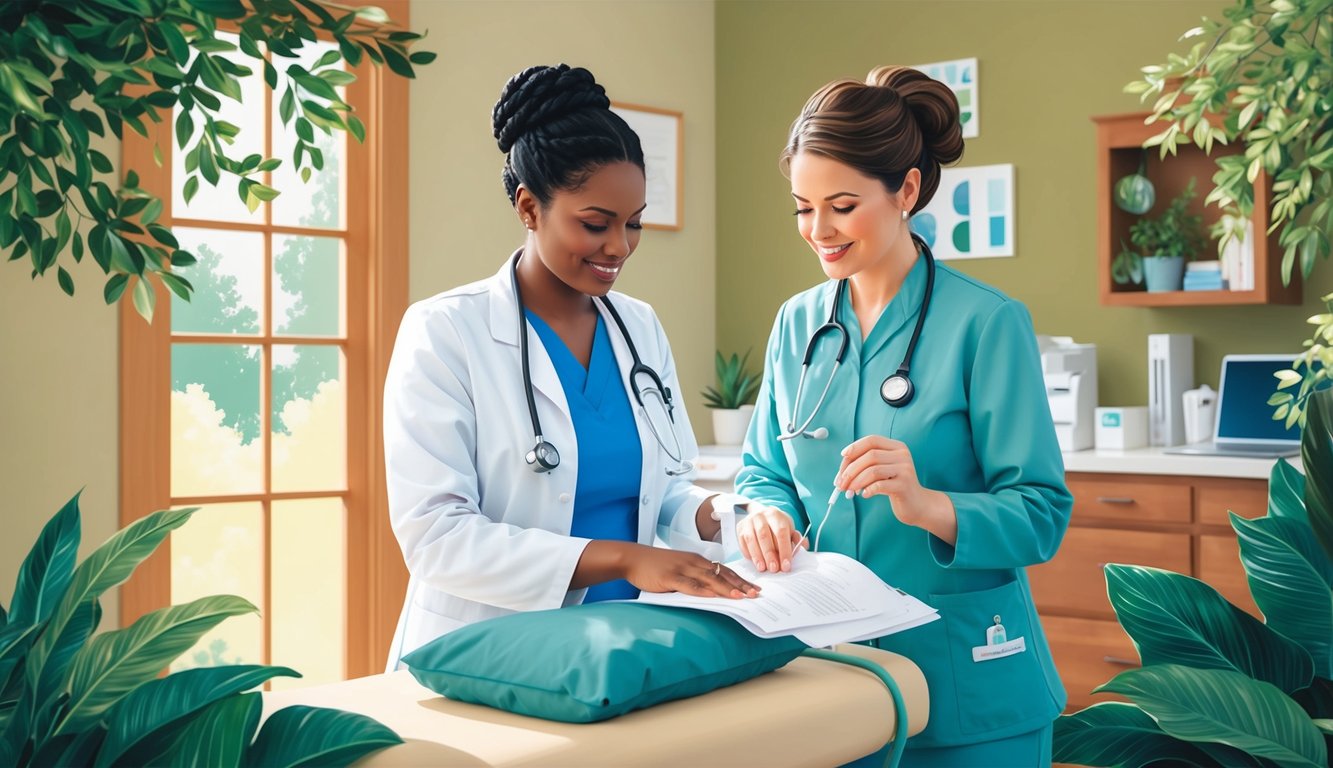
top-left (737, 254), bottom-right (1073, 748)
top-left (526, 311), bottom-right (643, 602)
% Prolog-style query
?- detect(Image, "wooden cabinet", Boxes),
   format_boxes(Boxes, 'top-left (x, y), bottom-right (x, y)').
top-left (1034, 471), bottom-right (1268, 711)
top-left (1092, 112), bottom-right (1300, 307)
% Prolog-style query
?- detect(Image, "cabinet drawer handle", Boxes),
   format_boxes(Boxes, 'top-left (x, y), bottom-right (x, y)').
top-left (1103, 656), bottom-right (1138, 667)
top-left (1095, 496), bottom-right (1137, 505)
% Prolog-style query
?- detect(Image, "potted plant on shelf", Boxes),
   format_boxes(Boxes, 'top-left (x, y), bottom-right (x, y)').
top-left (1115, 178), bottom-right (1209, 292)
top-left (702, 350), bottom-right (760, 447)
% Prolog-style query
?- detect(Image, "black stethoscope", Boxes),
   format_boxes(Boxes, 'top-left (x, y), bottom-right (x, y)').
top-left (778, 233), bottom-right (936, 441)
top-left (511, 253), bottom-right (694, 476)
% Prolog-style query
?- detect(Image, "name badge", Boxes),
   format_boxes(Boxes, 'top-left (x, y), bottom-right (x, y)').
top-left (972, 636), bottom-right (1026, 663)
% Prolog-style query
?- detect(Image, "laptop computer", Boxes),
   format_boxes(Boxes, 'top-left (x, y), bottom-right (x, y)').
top-left (1163, 354), bottom-right (1305, 459)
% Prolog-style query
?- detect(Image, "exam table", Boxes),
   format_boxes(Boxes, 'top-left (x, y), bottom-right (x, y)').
top-left (260, 644), bottom-right (928, 767)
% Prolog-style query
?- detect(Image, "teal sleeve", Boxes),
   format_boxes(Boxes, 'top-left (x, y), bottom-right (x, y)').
top-left (736, 302), bottom-right (809, 530)
top-left (932, 300), bottom-right (1073, 569)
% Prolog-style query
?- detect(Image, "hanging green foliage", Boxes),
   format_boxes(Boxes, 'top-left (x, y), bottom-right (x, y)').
top-left (1126, 0), bottom-right (1333, 286)
top-left (0, 0), bottom-right (433, 320)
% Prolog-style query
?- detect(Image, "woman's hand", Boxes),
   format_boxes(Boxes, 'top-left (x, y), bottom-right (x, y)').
top-left (836, 436), bottom-right (957, 543)
top-left (624, 546), bottom-right (760, 599)
top-left (736, 504), bottom-right (804, 573)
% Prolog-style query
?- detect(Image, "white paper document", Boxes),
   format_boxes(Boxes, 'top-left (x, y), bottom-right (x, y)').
top-left (637, 550), bottom-right (939, 646)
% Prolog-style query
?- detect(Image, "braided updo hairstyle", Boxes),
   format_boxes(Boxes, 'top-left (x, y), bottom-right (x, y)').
top-left (779, 65), bottom-right (964, 213)
top-left (492, 64), bottom-right (644, 206)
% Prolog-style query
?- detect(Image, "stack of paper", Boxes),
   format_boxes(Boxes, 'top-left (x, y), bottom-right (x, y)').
top-left (637, 549), bottom-right (938, 646)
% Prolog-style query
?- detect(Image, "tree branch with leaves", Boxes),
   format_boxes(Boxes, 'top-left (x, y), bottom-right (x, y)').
top-left (0, 0), bottom-right (433, 320)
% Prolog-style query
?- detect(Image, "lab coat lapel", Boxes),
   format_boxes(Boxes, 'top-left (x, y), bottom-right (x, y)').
top-left (594, 296), bottom-right (658, 543)
top-left (489, 252), bottom-right (571, 436)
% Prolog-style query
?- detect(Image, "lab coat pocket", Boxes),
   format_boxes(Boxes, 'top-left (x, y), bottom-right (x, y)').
top-left (929, 580), bottom-right (1059, 737)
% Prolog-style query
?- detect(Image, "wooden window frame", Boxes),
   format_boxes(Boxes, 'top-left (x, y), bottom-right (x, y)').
top-left (118, 1), bottom-right (409, 679)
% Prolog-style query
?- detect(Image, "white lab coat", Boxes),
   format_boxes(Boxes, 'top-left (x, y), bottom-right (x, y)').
top-left (383, 257), bottom-right (722, 671)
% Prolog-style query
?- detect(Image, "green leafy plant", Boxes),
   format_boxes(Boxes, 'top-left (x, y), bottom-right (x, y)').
top-left (1113, 178), bottom-right (1210, 285)
top-left (0, 0), bottom-right (433, 320)
top-left (1126, 0), bottom-right (1333, 284)
top-left (1271, 291), bottom-right (1333, 430)
top-left (0, 492), bottom-right (402, 766)
top-left (702, 350), bottom-right (760, 410)
top-left (1052, 387), bottom-right (1333, 767)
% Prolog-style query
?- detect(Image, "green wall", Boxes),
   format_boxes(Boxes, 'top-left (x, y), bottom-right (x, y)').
top-left (716, 0), bottom-right (1331, 407)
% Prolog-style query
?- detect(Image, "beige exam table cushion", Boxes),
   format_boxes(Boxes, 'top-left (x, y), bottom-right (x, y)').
top-left (261, 644), bottom-right (927, 767)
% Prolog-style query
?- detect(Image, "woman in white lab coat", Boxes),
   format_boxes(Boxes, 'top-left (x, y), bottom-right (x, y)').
top-left (383, 65), bottom-right (756, 670)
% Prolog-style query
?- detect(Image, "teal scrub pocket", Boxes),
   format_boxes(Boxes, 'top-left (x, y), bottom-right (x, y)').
top-left (929, 580), bottom-right (1060, 737)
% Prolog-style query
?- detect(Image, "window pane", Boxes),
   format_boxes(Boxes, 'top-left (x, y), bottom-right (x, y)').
top-left (171, 34), bottom-right (267, 224)
top-left (170, 502), bottom-right (264, 673)
top-left (271, 345), bottom-right (345, 492)
top-left (172, 344), bottom-right (264, 496)
top-left (272, 41), bottom-right (345, 229)
top-left (273, 235), bottom-right (343, 337)
top-left (270, 498), bottom-right (345, 689)
top-left (171, 228), bottom-right (265, 335)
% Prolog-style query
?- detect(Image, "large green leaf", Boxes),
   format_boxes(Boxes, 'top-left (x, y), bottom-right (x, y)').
top-left (184, 0), bottom-right (247, 19)
top-left (1106, 564), bottom-right (1313, 693)
top-left (1053, 701), bottom-right (1254, 767)
top-left (1305, 390), bottom-right (1333, 566)
top-left (1, 599), bottom-right (99, 765)
top-left (158, 692), bottom-right (261, 768)
top-left (1234, 512), bottom-right (1333, 677)
top-left (1098, 665), bottom-right (1328, 767)
top-left (1293, 677), bottom-right (1333, 721)
top-left (0, 622), bottom-right (39, 699)
top-left (97, 664), bottom-right (299, 768)
top-left (9, 492), bottom-right (80, 626)
top-left (246, 706), bottom-right (402, 768)
top-left (1270, 457), bottom-right (1308, 522)
top-left (24, 508), bottom-right (195, 685)
top-left (59, 595), bottom-right (256, 734)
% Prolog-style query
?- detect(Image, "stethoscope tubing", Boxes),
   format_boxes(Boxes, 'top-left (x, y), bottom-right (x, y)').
top-left (511, 251), bottom-right (693, 476)
top-left (781, 235), bottom-right (936, 441)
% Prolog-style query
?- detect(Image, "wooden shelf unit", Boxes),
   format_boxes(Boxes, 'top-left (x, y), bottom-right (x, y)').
top-left (1092, 111), bottom-right (1301, 307)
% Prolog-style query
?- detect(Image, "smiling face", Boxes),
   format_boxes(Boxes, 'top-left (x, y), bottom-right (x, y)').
top-left (516, 160), bottom-right (646, 297)
top-left (789, 151), bottom-right (919, 281)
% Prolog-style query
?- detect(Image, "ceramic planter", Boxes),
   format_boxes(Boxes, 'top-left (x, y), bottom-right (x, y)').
top-left (1143, 255), bottom-right (1185, 292)
top-left (710, 404), bottom-right (754, 446)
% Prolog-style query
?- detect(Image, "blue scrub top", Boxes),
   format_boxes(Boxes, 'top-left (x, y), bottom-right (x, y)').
top-left (526, 310), bottom-right (643, 602)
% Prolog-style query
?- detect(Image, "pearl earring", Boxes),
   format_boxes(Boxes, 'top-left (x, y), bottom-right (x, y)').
top-left (901, 210), bottom-right (909, 222)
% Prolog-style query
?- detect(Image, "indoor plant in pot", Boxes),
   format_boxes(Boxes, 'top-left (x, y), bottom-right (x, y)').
top-left (702, 350), bottom-right (760, 446)
top-left (1051, 388), bottom-right (1333, 767)
top-left (1117, 178), bottom-right (1210, 292)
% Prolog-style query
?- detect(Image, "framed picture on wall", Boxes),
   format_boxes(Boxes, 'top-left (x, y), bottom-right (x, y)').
top-left (910, 163), bottom-right (1015, 260)
top-left (611, 102), bottom-right (683, 230)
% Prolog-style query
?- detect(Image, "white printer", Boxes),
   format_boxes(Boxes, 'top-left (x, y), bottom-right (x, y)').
top-left (1037, 336), bottom-right (1098, 452)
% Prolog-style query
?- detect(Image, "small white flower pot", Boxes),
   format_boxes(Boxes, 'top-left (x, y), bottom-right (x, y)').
top-left (711, 404), bottom-right (755, 447)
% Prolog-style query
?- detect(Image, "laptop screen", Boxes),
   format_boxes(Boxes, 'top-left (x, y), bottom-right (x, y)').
top-left (1216, 356), bottom-right (1303, 444)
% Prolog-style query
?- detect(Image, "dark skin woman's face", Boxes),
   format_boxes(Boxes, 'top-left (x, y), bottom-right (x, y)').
top-left (514, 161), bottom-right (647, 298)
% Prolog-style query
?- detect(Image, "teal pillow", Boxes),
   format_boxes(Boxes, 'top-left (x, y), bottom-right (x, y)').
top-left (401, 602), bottom-right (808, 723)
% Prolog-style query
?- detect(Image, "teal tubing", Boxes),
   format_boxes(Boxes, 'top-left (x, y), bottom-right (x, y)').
top-left (801, 648), bottom-right (906, 768)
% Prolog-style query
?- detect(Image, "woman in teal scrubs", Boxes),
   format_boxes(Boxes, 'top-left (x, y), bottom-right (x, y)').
top-left (734, 66), bottom-right (1073, 767)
